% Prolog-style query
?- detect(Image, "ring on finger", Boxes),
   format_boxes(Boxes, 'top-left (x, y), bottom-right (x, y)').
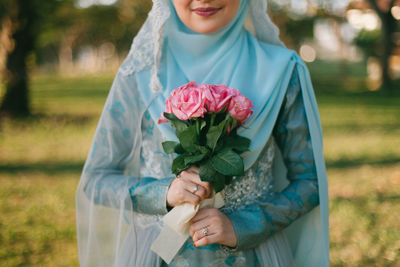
top-left (192, 184), bottom-right (199, 194)
top-left (201, 227), bottom-right (209, 236)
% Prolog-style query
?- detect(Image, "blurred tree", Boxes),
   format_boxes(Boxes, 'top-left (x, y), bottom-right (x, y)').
top-left (268, 1), bottom-right (316, 50)
top-left (0, 0), bottom-right (8, 21)
top-left (366, 0), bottom-right (399, 90)
top-left (0, 0), bottom-right (151, 117)
top-left (35, 0), bottom-right (151, 73)
top-left (354, 29), bottom-right (381, 58)
top-left (268, 1), bottom-right (344, 50)
top-left (0, 0), bottom-right (60, 117)
top-left (35, 0), bottom-right (80, 73)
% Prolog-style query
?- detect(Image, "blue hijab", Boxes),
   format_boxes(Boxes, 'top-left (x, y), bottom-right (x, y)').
top-left (137, 0), bottom-right (295, 170)
top-left (134, 1), bottom-right (329, 266)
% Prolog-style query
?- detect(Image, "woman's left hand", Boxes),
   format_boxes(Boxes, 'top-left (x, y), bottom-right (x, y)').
top-left (190, 208), bottom-right (237, 248)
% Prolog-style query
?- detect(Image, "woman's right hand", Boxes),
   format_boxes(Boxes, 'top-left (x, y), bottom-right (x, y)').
top-left (167, 166), bottom-right (211, 207)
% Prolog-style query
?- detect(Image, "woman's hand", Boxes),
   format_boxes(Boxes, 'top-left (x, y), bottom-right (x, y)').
top-left (190, 208), bottom-right (238, 248)
top-left (167, 166), bottom-right (211, 207)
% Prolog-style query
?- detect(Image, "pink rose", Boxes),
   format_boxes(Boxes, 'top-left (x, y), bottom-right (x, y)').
top-left (159, 81), bottom-right (207, 123)
top-left (203, 84), bottom-right (239, 113)
top-left (228, 95), bottom-right (254, 124)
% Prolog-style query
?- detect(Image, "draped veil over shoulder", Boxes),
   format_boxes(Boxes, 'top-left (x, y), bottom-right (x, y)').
top-left (76, 0), bottom-right (329, 266)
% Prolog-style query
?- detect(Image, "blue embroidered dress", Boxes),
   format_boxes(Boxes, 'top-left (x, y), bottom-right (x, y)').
top-left (122, 68), bottom-right (318, 266)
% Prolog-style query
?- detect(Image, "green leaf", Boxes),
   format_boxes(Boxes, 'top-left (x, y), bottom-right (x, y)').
top-left (224, 175), bottom-right (233, 185)
top-left (225, 134), bottom-right (251, 152)
top-left (196, 145), bottom-right (210, 154)
top-left (206, 120), bottom-right (225, 150)
top-left (178, 125), bottom-right (198, 153)
top-left (211, 149), bottom-right (244, 176)
top-left (199, 160), bottom-right (230, 192)
top-left (162, 141), bottom-right (179, 154)
top-left (200, 120), bottom-right (207, 130)
top-left (199, 160), bottom-right (217, 182)
top-left (214, 172), bottom-right (226, 193)
top-left (163, 112), bottom-right (179, 121)
top-left (171, 155), bottom-right (188, 174)
top-left (214, 138), bottom-right (224, 153)
top-left (184, 153), bottom-right (207, 166)
top-left (162, 112), bottom-right (189, 135)
top-left (174, 144), bottom-right (185, 154)
top-left (171, 120), bottom-right (189, 136)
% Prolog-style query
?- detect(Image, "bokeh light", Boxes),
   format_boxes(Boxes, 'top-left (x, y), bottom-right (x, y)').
top-left (299, 44), bottom-right (317, 62)
top-left (346, 9), bottom-right (380, 30)
top-left (391, 6), bottom-right (400, 20)
top-left (77, 0), bottom-right (118, 9)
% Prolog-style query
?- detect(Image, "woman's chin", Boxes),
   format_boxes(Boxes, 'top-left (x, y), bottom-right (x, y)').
top-left (188, 22), bottom-right (226, 34)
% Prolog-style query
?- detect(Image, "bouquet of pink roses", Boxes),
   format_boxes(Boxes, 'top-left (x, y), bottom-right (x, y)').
top-left (158, 81), bottom-right (253, 193)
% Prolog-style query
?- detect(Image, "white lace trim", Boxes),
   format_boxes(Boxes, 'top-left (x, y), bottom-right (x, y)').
top-left (249, 0), bottom-right (284, 47)
top-left (120, 0), bottom-right (170, 92)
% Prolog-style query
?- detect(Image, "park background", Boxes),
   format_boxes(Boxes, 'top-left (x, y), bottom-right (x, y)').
top-left (0, 0), bottom-right (399, 266)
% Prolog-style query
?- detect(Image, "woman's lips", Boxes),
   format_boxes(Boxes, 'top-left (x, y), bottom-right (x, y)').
top-left (192, 7), bottom-right (222, 17)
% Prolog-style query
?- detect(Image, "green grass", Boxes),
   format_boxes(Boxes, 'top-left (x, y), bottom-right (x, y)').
top-left (0, 76), bottom-right (112, 266)
top-left (0, 61), bottom-right (399, 266)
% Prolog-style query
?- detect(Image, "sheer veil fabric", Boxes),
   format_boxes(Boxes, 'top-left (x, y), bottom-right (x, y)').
top-left (76, 0), bottom-right (329, 266)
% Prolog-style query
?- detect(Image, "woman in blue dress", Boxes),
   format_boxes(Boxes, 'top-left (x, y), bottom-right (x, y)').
top-left (75, 0), bottom-right (329, 266)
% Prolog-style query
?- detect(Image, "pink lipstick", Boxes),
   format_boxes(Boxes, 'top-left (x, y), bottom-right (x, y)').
top-left (193, 7), bottom-right (222, 17)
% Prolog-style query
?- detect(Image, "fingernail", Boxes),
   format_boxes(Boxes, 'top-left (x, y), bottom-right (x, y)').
top-left (194, 243), bottom-right (197, 247)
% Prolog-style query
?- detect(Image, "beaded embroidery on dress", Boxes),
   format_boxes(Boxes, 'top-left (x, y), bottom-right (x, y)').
top-left (223, 137), bottom-right (275, 213)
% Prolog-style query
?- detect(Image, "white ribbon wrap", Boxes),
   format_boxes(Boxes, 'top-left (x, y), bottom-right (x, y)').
top-left (151, 192), bottom-right (225, 264)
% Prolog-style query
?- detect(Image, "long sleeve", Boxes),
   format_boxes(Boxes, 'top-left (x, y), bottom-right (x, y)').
top-left (82, 72), bottom-right (172, 216)
top-left (224, 67), bottom-right (319, 251)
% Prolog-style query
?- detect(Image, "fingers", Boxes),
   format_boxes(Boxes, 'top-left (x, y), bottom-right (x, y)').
top-left (191, 223), bottom-right (210, 241)
top-left (189, 208), bottom-right (218, 236)
top-left (191, 224), bottom-right (220, 247)
top-left (183, 179), bottom-right (208, 201)
top-left (168, 166), bottom-right (213, 208)
top-left (190, 208), bottom-right (213, 224)
top-left (167, 178), bottom-right (201, 207)
top-left (187, 166), bottom-right (199, 174)
top-left (179, 169), bottom-right (211, 197)
top-left (190, 219), bottom-right (207, 237)
top-left (194, 233), bottom-right (219, 248)
top-left (168, 178), bottom-right (209, 207)
top-left (189, 208), bottom-right (238, 248)
top-left (193, 226), bottom-right (214, 243)
top-left (177, 179), bottom-right (202, 205)
top-left (181, 189), bottom-right (201, 206)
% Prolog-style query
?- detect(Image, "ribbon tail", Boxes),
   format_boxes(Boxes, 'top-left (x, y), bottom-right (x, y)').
top-left (151, 192), bottom-right (225, 263)
top-left (151, 225), bottom-right (188, 264)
